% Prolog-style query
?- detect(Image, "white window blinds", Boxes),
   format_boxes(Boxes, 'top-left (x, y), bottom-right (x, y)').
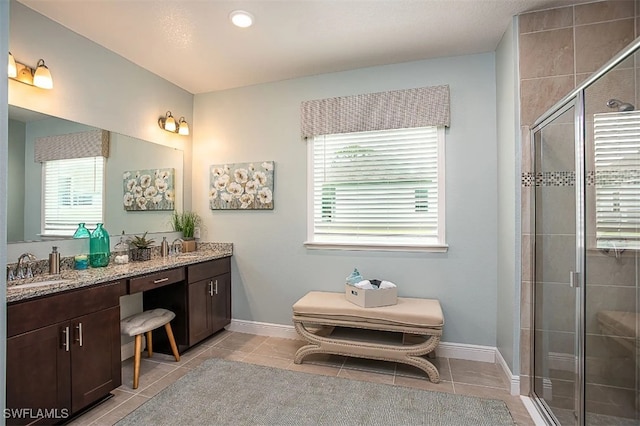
top-left (308, 126), bottom-right (445, 249)
top-left (594, 110), bottom-right (640, 249)
top-left (42, 157), bottom-right (105, 237)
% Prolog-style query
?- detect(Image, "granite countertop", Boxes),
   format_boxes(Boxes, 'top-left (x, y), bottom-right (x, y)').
top-left (7, 242), bottom-right (233, 303)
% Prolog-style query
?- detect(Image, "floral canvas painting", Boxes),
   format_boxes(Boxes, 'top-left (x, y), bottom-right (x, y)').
top-left (123, 168), bottom-right (175, 211)
top-left (210, 161), bottom-right (274, 210)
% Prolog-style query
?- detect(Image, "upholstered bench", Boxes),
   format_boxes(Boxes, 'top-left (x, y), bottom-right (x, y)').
top-left (292, 291), bottom-right (444, 382)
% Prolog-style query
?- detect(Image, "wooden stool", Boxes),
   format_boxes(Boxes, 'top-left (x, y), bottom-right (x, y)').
top-left (120, 308), bottom-right (180, 389)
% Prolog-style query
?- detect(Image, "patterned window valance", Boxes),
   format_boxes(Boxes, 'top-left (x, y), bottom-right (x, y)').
top-left (34, 129), bottom-right (110, 162)
top-left (300, 85), bottom-right (450, 139)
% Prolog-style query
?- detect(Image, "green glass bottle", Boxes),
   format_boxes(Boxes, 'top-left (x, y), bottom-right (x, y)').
top-left (73, 223), bottom-right (91, 238)
top-left (90, 223), bottom-right (110, 267)
top-left (73, 223), bottom-right (91, 269)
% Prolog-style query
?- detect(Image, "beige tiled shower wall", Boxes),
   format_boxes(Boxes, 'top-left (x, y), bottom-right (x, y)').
top-left (518, 0), bottom-right (638, 396)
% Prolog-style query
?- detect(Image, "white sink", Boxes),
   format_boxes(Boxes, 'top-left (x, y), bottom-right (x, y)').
top-left (9, 279), bottom-right (71, 290)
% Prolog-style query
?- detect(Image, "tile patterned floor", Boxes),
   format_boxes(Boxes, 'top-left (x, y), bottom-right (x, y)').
top-left (68, 331), bottom-right (535, 425)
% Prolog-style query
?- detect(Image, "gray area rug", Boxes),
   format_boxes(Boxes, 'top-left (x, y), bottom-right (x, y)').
top-left (117, 358), bottom-right (515, 425)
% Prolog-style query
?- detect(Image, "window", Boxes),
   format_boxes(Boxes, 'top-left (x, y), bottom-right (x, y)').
top-left (42, 156), bottom-right (105, 237)
top-left (594, 110), bottom-right (640, 249)
top-left (306, 126), bottom-right (446, 251)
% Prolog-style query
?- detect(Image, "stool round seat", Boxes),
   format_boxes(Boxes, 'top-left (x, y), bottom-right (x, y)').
top-left (121, 308), bottom-right (180, 389)
top-left (121, 308), bottom-right (176, 336)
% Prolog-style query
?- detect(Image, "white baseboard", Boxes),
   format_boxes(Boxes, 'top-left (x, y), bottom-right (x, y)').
top-left (496, 349), bottom-right (521, 395)
top-left (226, 318), bottom-right (518, 393)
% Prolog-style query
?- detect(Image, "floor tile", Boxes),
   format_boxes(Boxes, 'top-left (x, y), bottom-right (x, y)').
top-left (212, 331), bottom-right (269, 352)
top-left (66, 389), bottom-right (134, 425)
top-left (337, 367), bottom-right (395, 385)
top-left (394, 375), bottom-right (455, 394)
top-left (287, 361), bottom-right (341, 377)
top-left (251, 336), bottom-right (306, 359)
top-left (449, 358), bottom-right (509, 390)
top-left (119, 358), bottom-right (178, 393)
top-left (395, 356), bottom-right (452, 382)
top-left (138, 366), bottom-right (190, 398)
top-left (342, 356), bottom-right (397, 375)
top-left (90, 395), bottom-right (150, 425)
top-left (242, 353), bottom-right (294, 369)
top-left (181, 346), bottom-right (247, 369)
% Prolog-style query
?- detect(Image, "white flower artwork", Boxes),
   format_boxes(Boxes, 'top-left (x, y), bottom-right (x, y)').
top-left (210, 161), bottom-right (274, 210)
top-left (123, 168), bottom-right (175, 211)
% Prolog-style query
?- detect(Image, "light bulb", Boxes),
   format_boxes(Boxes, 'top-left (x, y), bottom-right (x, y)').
top-left (164, 112), bottom-right (176, 132)
top-left (230, 10), bottom-right (254, 28)
top-left (178, 117), bottom-right (189, 135)
top-left (33, 59), bottom-right (53, 89)
top-left (8, 52), bottom-right (17, 78)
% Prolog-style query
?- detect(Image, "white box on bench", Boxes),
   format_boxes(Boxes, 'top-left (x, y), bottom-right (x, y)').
top-left (345, 284), bottom-right (397, 308)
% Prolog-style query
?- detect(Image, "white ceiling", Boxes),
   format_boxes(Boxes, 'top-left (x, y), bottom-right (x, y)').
top-left (18, 0), bottom-right (590, 94)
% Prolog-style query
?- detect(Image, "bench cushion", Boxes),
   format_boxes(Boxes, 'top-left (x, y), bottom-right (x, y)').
top-left (293, 291), bottom-right (443, 329)
top-left (121, 308), bottom-right (176, 336)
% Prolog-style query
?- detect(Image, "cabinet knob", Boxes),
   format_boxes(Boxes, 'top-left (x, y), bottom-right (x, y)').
top-left (208, 281), bottom-right (214, 297)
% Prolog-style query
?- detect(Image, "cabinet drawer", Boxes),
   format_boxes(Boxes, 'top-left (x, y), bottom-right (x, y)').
top-left (128, 267), bottom-right (185, 294)
top-left (8, 280), bottom-right (125, 338)
top-left (187, 257), bottom-right (231, 284)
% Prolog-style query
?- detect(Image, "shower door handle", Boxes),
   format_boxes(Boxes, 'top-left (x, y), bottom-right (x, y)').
top-left (569, 271), bottom-right (580, 288)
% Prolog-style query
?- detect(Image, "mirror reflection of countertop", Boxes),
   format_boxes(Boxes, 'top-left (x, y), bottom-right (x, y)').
top-left (7, 242), bottom-right (233, 303)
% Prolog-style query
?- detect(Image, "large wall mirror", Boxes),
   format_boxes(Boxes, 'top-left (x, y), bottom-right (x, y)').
top-left (8, 105), bottom-right (184, 243)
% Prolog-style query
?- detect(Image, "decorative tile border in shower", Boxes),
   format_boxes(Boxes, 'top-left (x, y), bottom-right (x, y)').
top-left (522, 170), bottom-right (640, 187)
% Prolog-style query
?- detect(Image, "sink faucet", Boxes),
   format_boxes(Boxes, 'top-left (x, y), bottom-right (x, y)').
top-left (171, 238), bottom-right (184, 256)
top-left (14, 253), bottom-right (37, 280)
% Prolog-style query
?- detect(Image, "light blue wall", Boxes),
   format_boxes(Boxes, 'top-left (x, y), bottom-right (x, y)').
top-left (495, 17), bottom-right (521, 374)
top-left (193, 54), bottom-right (499, 346)
top-left (7, 119), bottom-right (25, 242)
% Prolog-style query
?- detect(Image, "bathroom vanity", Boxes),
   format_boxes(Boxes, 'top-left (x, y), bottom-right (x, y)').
top-left (5, 245), bottom-right (232, 425)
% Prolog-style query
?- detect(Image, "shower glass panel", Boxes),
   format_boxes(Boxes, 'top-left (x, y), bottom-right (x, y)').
top-left (533, 104), bottom-right (578, 425)
top-left (583, 52), bottom-right (640, 425)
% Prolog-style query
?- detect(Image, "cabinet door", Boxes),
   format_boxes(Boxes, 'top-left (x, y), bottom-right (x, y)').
top-left (6, 323), bottom-right (71, 425)
top-left (188, 279), bottom-right (213, 345)
top-left (70, 306), bottom-right (121, 413)
top-left (210, 272), bottom-right (231, 333)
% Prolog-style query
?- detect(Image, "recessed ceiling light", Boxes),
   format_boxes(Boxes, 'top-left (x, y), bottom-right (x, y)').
top-left (229, 10), bottom-right (254, 28)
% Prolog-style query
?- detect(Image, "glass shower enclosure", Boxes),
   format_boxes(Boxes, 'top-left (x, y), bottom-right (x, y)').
top-left (530, 38), bottom-right (640, 425)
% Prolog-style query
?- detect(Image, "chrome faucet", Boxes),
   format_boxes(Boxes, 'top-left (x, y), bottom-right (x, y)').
top-left (170, 238), bottom-right (184, 256)
top-left (14, 253), bottom-right (37, 280)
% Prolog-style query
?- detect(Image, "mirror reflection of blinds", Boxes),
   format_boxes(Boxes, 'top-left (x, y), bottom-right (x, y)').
top-left (43, 156), bottom-right (105, 236)
top-left (312, 127), bottom-right (440, 244)
top-left (594, 110), bottom-right (640, 249)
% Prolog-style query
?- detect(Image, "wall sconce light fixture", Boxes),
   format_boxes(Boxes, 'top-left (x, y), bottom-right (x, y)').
top-left (8, 53), bottom-right (53, 89)
top-left (159, 111), bottom-right (190, 136)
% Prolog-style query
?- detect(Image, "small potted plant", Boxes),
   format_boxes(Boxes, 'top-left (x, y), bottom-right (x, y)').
top-left (129, 232), bottom-right (155, 261)
top-left (170, 211), bottom-right (201, 252)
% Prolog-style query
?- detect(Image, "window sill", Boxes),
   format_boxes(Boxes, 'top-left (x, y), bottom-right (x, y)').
top-left (303, 241), bottom-right (449, 253)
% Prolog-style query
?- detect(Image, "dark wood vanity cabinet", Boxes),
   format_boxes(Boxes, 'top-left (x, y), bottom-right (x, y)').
top-left (6, 281), bottom-right (124, 425)
top-left (143, 257), bottom-right (231, 353)
top-left (187, 257), bottom-right (231, 346)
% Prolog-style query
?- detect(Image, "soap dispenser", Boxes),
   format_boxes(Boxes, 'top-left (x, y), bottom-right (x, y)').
top-left (49, 246), bottom-right (60, 275)
top-left (161, 237), bottom-right (169, 257)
